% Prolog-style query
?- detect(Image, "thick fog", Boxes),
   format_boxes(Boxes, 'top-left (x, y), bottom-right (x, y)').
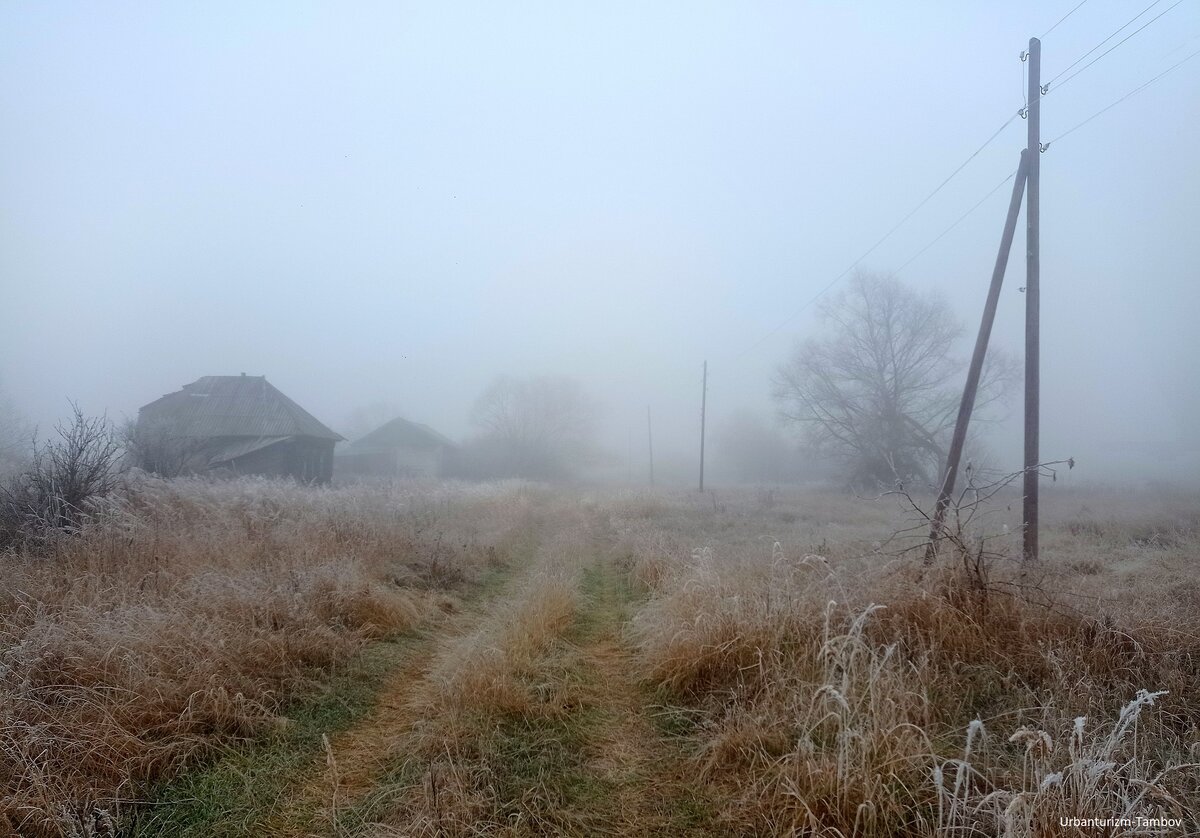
top-left (2, 2), bottom-right (1198, 485)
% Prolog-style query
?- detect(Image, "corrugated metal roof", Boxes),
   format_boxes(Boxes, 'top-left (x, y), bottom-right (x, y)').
top-left (346, 416), bottom-right (456, 453)
top-left (138, 376), bottom-right (344, 441)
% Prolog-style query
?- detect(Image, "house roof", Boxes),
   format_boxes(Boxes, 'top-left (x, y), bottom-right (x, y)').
top-left (346, 416), bottom-right (456, 454)
top-left (138, 375), bottom-right (344, 441)
top-left (206, 435), bottom-right (293, 465)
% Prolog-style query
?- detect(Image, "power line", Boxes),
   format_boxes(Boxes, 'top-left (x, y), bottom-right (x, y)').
top-left (1043, 45), bottom-right (1200, 149)
top-left (1022, 51), bottom-right (1028, 110)
top-left (1046, 0), bottom-right (1184, 92)
top-left (899, 44), bottom-right (1200, 274)
top-left (730, 107), bottom-right (1023, 359)
top-left (1157, 31), bottom-right (1200, 63)
top-left (1045, 0), bottom-right (1164, 86)
top-left (894, 168), bottom-right (1020, 276)
top-left (1041, 0), bottom-right (1091, 39)
top-left (1052, 0), bottom-right (1185, 91)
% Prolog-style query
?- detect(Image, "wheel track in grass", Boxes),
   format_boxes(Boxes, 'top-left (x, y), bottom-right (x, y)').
top-left (314, 506), bottom-right (715, 836)
top-left (126, 519), bottom-right (539, 838)
top-left (262, 580), bottom-right (514, 836)
top-left (260, 513), bottom-right (556, 837)
top-left (135, 505), bottom-right (713, 837)
top-left (561, 554), bottom-right (716, 836)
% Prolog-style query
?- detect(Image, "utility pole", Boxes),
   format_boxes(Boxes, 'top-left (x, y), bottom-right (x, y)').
top-left (1024, 38), bottom-right (1041, 563)
top-left (699, 360), bottom-right (707, 492)
top-left (927, 150), bottom-right (1030, 562)
top-left (627, 427), bottom-right (633, 483)
top-left (647, 405), bottom-right (655, 487)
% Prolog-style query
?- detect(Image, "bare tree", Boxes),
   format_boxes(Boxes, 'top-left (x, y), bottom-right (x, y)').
top-left (771, 272), bottom-right (1016, 488)
top-left (463, 375), bottom-right (598, 479)
top-left (122, 416), bottom-right (208, 478)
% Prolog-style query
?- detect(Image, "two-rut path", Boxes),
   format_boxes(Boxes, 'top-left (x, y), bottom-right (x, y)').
top-left (137, 511), bottom-right (713, 837)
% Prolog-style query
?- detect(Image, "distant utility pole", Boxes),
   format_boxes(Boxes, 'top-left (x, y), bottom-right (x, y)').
top-left (647, 405), bottom-right (655, 487)
top-left (627, 427), bottom-right (633, 483)
top-left (699, 360), bottom-right (707, 492)
top-left (1024, 37), bottom-right (1042, 563)
top-left (927, 150), bottom-right (1030, 563)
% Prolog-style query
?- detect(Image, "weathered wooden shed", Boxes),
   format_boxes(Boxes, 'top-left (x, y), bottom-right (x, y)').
top-left (337, 417), bottom-right (457, 478)
top-left (136, 375), bottom-right (343, 482)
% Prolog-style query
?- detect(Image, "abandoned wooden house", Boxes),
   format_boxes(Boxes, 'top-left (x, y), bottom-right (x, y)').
top-left (135, 375), bottom-right (343, 482)
top-left (337, 416), bottom-right (457, 478)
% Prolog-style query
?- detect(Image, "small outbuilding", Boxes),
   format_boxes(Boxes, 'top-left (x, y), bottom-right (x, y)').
top-left (135, 375), bottom-right (343, 482)
top-left (338, 417), bottom-right (457, 478)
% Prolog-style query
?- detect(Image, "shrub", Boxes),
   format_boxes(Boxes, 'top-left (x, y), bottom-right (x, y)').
top-left (0, 404), bottom-right (121, 547)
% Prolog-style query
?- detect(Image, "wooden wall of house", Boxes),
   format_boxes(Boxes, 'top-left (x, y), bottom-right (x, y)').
top-left (290, 438), bottom-right (335, 483)
top-left (222, 441), bottom-right (289, 479)
top-left (336, 445), bottom-right (444, 478)
top-left (392, 447), bottom-right (441, 476)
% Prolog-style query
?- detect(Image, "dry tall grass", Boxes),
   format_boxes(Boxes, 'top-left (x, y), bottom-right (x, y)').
top-left (4, 478), bottom-right (1197, 836)
top-left (0, 474), bottom-right (525, 837)
top-left (352, 510), bottom-right (594, 837)
top-left (616, 485), bottom-right (1200, 836)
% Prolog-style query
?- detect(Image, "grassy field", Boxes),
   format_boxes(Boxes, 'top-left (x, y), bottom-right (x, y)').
top-left (1, 476), bottom-right (1197, 836)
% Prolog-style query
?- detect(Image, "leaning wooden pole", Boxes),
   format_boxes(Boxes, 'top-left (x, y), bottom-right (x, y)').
top-left (1023, 37), bottom-right (1042, 563)
top-left (926, 150), bottom-right (1030, 563)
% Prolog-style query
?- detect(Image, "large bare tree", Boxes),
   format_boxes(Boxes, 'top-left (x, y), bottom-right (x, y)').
top-left (771, 272), bottom-right (1015, 487)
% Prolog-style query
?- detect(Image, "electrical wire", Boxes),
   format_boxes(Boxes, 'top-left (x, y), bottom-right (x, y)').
top-left (1045, 0), bottom-right (1165, 86)
top-left (727, 10), bottom-right (1194, 364)
top-left (1043, 45), bottom-right (1200, 149)
top-left (1022, 52), bottom-right (1028, 110)
top-left (900, 43), bottom-right (1200, 272)
top-left (1041, 0), bottom-right (1091, 39)
top-left (1156, 31), bottom-right (1200, 63)
top-left (730, 107), bottom-right (1023, 359)
top-left (894, 168), bottom-right (1021, 276)
top-left (1046, 0), bottom-right (1184, 92)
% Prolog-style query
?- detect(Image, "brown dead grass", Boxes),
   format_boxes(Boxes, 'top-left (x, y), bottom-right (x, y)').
top-left (0, 475), bottom-right (522, 837)
top-left (616, 485), bottom-right (1200, 836)
top-left (264, 597), bottom-right (479, 837)
top-left (4, 479), bottom-right (1198, 837)
top-left (354, 522), bottom-right (587, 836)
top-left (336, 506), bottom-right (710, 837)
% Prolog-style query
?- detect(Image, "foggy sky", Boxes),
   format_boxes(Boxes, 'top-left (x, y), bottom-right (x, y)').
top-left (3, 2), bottom-right (1198, 483)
